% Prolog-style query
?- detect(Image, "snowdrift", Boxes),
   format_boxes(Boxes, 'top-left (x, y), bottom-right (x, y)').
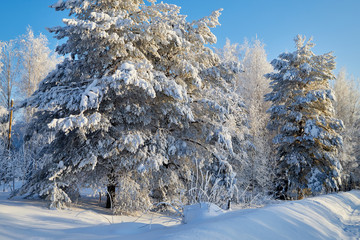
top-left (0, 191), bottom-right (359, 239)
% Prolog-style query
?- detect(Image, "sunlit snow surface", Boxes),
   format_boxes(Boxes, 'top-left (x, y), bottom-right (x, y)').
top-left (0, 191), bottom-right (359, 239)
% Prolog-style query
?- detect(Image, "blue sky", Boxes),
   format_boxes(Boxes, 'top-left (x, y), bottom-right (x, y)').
top-left (1, 0), bottom-right (359, 79)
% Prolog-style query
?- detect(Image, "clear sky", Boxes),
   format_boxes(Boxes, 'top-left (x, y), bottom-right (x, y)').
top-left (1, 0), bottom-right (359, 79)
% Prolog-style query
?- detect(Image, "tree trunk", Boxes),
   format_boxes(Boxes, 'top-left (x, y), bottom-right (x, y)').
top-left (106, 185), bottom-right (116, 209)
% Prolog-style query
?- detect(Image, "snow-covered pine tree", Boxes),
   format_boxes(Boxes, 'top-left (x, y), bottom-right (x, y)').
top-left (265, 35), bottom-right (343, 199)
top-left (333, 69), bottom-right (360, 189)
top-left (15, 0), bottom-right (249, 212)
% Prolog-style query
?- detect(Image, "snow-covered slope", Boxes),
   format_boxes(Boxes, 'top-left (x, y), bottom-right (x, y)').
top-left (0, 191), bottom-right (359, 240)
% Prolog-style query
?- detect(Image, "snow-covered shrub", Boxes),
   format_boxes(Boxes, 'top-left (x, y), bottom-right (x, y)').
top-left (186, 160), bottom-right (236, 209)
top-left (112, 173), bottom-right (152, 215)
top-left (47, 182), bottom-right (72, 209)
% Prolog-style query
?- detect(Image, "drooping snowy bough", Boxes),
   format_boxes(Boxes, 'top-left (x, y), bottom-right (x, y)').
top-left (265, 35), bottom-right (343, 199)
top-left (15, 0), bottom-right (250, 213)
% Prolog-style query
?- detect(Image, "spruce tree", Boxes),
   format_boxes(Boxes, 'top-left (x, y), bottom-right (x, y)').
top-left (265, 35), bottom-right (343, 199)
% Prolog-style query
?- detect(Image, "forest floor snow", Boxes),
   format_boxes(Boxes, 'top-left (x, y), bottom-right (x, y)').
top-left (0, 190), bottom-right (359, 239)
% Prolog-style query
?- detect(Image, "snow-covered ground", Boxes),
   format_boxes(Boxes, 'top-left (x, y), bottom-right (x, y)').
top-left (0, 190), bottom-right (359, 240)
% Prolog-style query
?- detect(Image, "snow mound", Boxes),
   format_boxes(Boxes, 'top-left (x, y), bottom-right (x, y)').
top-left (182, 203), bottom-right (225, 224)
